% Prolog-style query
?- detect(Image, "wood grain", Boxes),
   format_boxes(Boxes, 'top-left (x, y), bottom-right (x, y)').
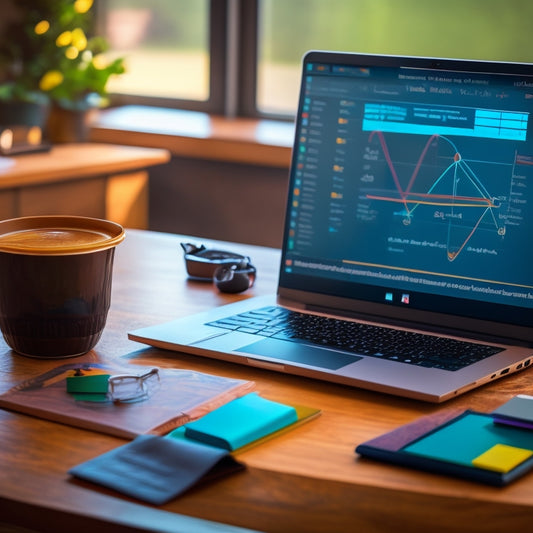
top-left (0, 143), bottom-right (169, 229)
top-left (0, 143), bottom-right (169, 188)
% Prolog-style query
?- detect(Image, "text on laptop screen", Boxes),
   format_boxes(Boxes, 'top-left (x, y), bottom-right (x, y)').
top-left (281, 54), bottom-right (533, 328)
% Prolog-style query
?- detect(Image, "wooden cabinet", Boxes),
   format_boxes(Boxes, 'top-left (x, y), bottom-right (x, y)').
top-left (0, 143), bottom-right (170, 228)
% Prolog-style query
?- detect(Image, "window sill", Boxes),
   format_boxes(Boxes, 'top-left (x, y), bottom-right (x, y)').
top-left (89, 105), bottom-right (294, 168)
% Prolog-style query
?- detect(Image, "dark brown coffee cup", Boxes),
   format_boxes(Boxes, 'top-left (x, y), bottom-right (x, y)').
top-left (0, 215), bottom-right (125, 358)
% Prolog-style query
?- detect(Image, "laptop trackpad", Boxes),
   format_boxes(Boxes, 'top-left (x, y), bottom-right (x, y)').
top-left (238, 338), bottom-right (361, 370)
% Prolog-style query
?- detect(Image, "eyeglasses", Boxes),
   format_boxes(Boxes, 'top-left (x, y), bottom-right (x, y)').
top-left (108, 367), bottom-right (160, 403)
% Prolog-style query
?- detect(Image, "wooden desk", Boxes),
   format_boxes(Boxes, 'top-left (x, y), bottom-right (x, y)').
top-left (1, 229), bottom-right (532, 533)
top-left (0, 143), bottom-right (170, 229)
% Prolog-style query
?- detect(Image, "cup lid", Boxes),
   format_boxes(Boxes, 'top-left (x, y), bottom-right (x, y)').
top-left (0, 215), bottom-right (125, 255)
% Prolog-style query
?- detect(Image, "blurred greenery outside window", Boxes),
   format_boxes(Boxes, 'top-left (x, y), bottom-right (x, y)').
top-left (99, 0), bottom-right (533, 119)
top-left (98, 0), bottom-right (209, 103)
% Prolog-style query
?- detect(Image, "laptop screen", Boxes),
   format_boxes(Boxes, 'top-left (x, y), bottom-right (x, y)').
top-left (279, 51), bottom-right (533, 339)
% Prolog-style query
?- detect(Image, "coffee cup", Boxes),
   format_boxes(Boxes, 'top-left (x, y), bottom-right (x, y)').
top-left (0, 215), bottom-right (125, 358)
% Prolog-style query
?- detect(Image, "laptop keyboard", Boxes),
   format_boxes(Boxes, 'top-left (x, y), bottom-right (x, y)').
top-left (206, 306), bottom-right (503, 371)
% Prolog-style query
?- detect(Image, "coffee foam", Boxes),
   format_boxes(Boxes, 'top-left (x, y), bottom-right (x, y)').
top-left (0, 216), bottom-right (124, 255)
top-left (0, 228), bottom-right (109, 248)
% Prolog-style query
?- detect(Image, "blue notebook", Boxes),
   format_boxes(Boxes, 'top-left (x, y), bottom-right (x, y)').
top-left (356, 409), bottom-right (533, 486)
top-left (492, 395), bottom-right (533, 430)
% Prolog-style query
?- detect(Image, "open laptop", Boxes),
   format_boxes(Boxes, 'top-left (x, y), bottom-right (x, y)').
top-left (129, 51), bottom-right (533, 402)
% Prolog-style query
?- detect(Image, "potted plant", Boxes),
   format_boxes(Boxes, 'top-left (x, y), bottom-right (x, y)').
top-left (0, 0), bottom-right (56, 129)
top-left (0, 0), bottom-right (125, 142)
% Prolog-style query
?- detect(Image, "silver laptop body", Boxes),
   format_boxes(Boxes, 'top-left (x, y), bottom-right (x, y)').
top-left (130, 51), bottom-right (533, 402)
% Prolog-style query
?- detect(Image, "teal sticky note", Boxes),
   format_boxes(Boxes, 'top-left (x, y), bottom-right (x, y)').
top-left (404, 412), bottom-right (533, 467)
top-left (183, 392), bottom-right (298, 451)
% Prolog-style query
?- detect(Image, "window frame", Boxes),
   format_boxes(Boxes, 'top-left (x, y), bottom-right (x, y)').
top-left (97, 0), bottom-right (291, 120)
top-left (236, 0), bottom-right (260, 118)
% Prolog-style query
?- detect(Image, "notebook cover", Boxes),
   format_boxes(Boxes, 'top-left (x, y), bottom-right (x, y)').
top-left (183, 392), bottom-right (299, 451)
top-left (69, 434), bottom-right (245, 505)
top-left (355, 409), bottom-right (533, 486)
top-left (492, 395), bottom-right (533, 429)
top-left (0, 361), bottom-right (255, 439)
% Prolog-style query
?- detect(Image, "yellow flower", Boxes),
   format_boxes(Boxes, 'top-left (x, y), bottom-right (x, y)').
top-left (39, 71), bottom-right (64, 91)
top-left (56, 31), bottom-right (72, 47)
top-left (71, 28), bottom-right (87, 51)
top-left (34, 20), bottom-right (50, 35)
top-left (65, 46), bottom-right (79, 60)
top-left (92, 54), bottom-right (108, 70)
top-left (74, 0), bottom-right (93, 14)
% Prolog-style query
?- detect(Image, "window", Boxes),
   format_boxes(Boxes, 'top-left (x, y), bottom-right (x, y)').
top-left (98, 0), bottom-right (533, 119)
top-left (97, 0), bottom-right (225, 112)
top-left (101, 0), bottom-right (209, 101)
top-left (255, 0), bottom-right (533, 116)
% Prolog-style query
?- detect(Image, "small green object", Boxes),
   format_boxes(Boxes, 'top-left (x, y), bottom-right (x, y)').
top-left (66, 374), bottom-right (110, 394)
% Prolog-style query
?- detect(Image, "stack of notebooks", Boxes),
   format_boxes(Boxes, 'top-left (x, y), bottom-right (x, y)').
top-left (68, 391), bottom-right (320, 504)
top-left (356, 395), bottom-right (533, 486)
top-left (167, 391), bottom-right (320, 451)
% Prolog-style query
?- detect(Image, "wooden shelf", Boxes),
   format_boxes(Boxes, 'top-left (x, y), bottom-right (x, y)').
top-left (0, 142), bottom-right (170, 188)
top-left (90, 105), bottom-right (294, 168)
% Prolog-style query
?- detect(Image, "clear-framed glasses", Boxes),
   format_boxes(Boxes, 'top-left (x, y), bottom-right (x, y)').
top-left (108, 367), bottom-right (160, 403)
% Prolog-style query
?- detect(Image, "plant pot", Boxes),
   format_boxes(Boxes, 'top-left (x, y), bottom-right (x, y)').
top-left (46, 105), bottom-right (96, 144)
top-left (0, 100), bottom-right (50, 128)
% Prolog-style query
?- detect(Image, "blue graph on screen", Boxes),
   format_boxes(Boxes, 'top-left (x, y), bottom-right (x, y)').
top-left (363, 131), bottom-right (522, 262)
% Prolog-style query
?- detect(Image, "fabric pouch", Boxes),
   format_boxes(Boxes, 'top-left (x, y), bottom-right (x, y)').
top-left (69, 434), bottom-right (245, 504)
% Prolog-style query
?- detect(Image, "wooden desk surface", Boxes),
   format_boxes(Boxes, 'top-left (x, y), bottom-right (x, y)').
top-left (0, 142), bottom-right (170, 188)
top-left (1, 229), bottom-right (532, 533)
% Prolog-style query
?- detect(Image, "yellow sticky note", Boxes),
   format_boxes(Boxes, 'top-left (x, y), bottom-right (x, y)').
top-left (472, 444), bottom-right (533, 473)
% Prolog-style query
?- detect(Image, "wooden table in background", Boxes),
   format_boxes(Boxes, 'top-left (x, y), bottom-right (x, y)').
top-left (0, 229), bottom-right (533, 533)
top-left (0, 143), bottom-right (170, 229)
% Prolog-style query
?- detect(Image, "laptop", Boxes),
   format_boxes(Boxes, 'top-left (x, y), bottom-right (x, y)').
top-left (129, 50), bottom-right (533, 402)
